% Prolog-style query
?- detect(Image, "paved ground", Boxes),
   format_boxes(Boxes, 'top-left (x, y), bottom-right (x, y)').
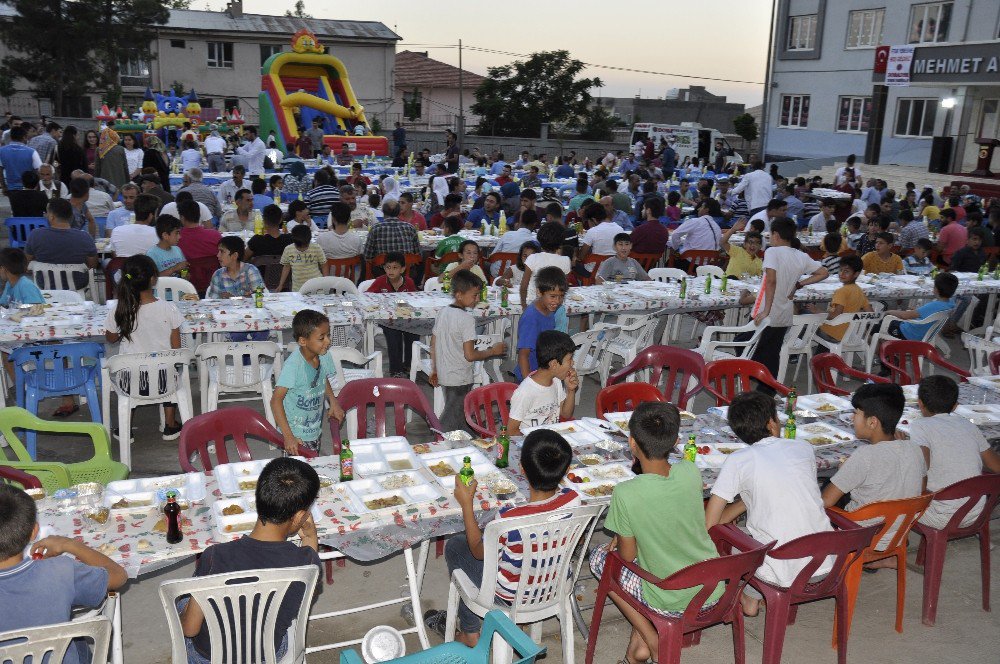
top-left (23, 316), bottom-right (1000, 663)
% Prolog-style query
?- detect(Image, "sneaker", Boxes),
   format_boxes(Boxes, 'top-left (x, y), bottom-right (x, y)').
top-left (422, 610), bottom-right (448, 639)
top-left (162, 423), bottom-right (183, 441)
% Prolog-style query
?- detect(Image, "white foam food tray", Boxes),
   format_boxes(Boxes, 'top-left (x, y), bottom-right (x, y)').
top-left (969, 375), bottom-right (1000, 392)
top-left (673, 442), bottom-right (749, 468)
top-left (419, 447), bottom-right (495, 488)
top-left (563, 462), bottom-right (635, 499)
top-left (213, 307), bottom-right (267, 322)
top-left (795, 422), bottom-right (855, 448)
top-left (520, 420), bottom-right (607, 447)
top-left (349, 437), bottom-right (423, 476)
top-left (107, 473), bottom-right (207, 502)
top-left (215, 458), bottom-right (306, 496)
top-left (341, 478), bottom-right (445, 514)
top-left (600, 411), bottom-right (634, 436)
top-left (794, 394), bottom-right (854, 415)
top-left (212, 496), bottom-right (322, 538)
top-left (954, 403), bottom-right (1000, 425)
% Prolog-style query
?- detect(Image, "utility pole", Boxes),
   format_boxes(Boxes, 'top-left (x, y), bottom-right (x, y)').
top-left (458, 39), bottom-right (465, 152)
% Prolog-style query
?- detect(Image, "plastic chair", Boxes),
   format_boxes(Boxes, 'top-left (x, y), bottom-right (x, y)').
top-left (649, 267), bottom-right (687, 283)
top-left (960, 331), bottom-right (1000, 376)
top-left (93, 216), bottom-right (107, 237)
top-left (487, 252), bottom-right (519, 280)
top-left (330, 377), bottom-right (443, 441)
top-left (328, 347), bottom-right (383, 396)
top-left (776, 312), bottom-right (829, 391)
top-left (695, 318), bottom-right (767, 362)
top-left (425, 251), bottom-right (459, 278)
top-left (252, 254), bottom-right (284, 292)
top-left (695, 264), bottom-right (725, 279)
top-left (0, 616), bottom-right (110, 664)
top-left (4, 216), bottom-right (47, 249)
top-left (586, 528), bottom-right (773, 664)
top-left (912, 474), bottom-right (1000, 626)
top-left (103, 256), bottom-right (126, 302)
top-left (10, 342), bottom-right (104, 458)
top-left (446, 505), bottom-right (603, 664)
top-left (809, 353), bottom-right (889, 397)
top-left (0, 407), bottom-right (128, 493)
top-left (423, 276), bottom-right (441, 292)
top-left (879, 340), bottom-right (971, 385)
top-left (178, 407), bottom-right (305, 473)
top-left (358, 278), bottom-right (375, 293)
top-left (570, 324), bottom-right (620, 403)
top-left (159, 565), bottom-right (319, 664)
top-left (702, 359), bottom-right (790, 406)
top-left (603, 309), bottom-right (669, 370)
top-left (338, 611), bottom-right (544, 664)
top-left (674, 249), bottom-right (722, 275)
top-left (186, 255), bottom-right (220, 296)
top-left (195, 341), bottom-right (282, 424)
top-left (29, 261), bottom-right (94, 299)
top-left (577, 254), bottom-right (609, 286)
top-left (326, 255), bottom-right (362, 282)
top-left (100, 349), bottom-right (196, 469)
top-left (630, 251), bottom-right (663, 272)
top-left (464, 382), bottom-right (517, 437)
top-left (866, 309), bottom-right (951, 373)
top-left (0, 465), bottom-right (41, 489)
top-left (595, 381), bottom-right (665, 418)
top-left (153, 276), bottom-right (198, 302)
top-left (812, 307), bottom-right (885, 372)
top-left (40, 289), bottom-right (84, 304)
top-left (372, 253), bottom-right (422, 282)
top-left (829, 494), bottom-right (932, 641)
top-left (299, 276), bottom-right (358, 296)
top-left (713, 516), bottom-right (882, 664)
top-left (607, 345), bottom-right (704, 410)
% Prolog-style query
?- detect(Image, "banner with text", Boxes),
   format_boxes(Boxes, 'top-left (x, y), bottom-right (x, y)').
top-left (886, 45), bottom-right (915, 87)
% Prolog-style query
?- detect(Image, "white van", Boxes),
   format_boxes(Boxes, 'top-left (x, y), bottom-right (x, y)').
top-left (629, 123), bottom-right (742, 167)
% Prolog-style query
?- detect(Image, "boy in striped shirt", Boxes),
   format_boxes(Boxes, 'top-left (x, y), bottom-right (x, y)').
top-left (424, 429), bottom-right (580, 646)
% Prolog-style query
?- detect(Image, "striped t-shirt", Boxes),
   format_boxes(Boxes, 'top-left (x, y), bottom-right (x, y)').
top-left (495, 488), bottom-right (581, 602)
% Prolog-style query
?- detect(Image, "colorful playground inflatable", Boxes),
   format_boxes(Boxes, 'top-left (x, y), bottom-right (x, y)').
top-left (258, 29), bottom-right (388, 156)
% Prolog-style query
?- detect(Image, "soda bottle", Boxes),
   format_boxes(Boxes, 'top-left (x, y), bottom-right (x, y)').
top-left (164, 491), bottom-right (183, 544)
top-left (704, 274), bottom-right (712, 294)
top-left (253, 210), bottom-right (263, 235)
top-left (459, 456), bottom-right (475, 486)
top-left (495, 426), bottom-right (510, 469)
top-left (784, 414), bottom-right (797, 439)
top-left (679, 277), bottom-right (688, 299)
top-left (786, 388), bottom-right (797, 416)
top-left (254, 287), bottom-right (264, 308)
top-left (500, 284), bottom-right (509, 308)
top-left (683, 434), bottom-right (697, 463)
top-left (179, 267), bottom-right (190, 280)
top-left (720, 273), bottom-right (728, 293)
top-left (339, 441), bottom-right (354, 482)
top-left (479, 282), bottom-right (487, 303)
top-left (441, 270), bottom-right (451, 293)
top-left (978, 265), bottom-right (987, 281)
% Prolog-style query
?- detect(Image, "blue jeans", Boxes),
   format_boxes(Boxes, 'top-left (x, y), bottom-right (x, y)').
top-left (445, 534), bottom-right (486, 634)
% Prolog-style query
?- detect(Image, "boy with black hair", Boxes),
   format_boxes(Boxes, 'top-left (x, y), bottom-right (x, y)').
top-left (904, 237), bottom-right (935, 275)
top-left (435, 215), bottom-right (465, 259)
top-left (820, 232), bottom-right (842, 274)
top-left (0, 484), bottom-right (127, 664)
top-left (277, 224), bottom-right (327, 292)
top-left (814, 254), bottom-right (872, 342)
top-left (424, 429), bottom-right (580, 647)
top-left (595, 233), bottom-right (651, 284)
top-left (367, 252), bottom-right (418, 376)
top-left (146, 214), bottom-right (189, 276)
top-left (882, 271), bottom-right (958, 340)
top-left (822, 383), bottom-right (925, 552)
top-left (271, 310), bottom-right (345, 453)
top-left (911, 375), bottom-right (1000, 529)
top-left (861, 231), bottom-right (904, 274)
top-left (248, 204), bottom-right (294, 259)
top-left (516, 266), bottom-right (567, 381)
top-left (589, 402), bottom-right (723, 664)
top-left (948, 226), bottom-right (988, 273)
top-left (0, 246), bottom-right (44, 307)
top-left (721, 220), bottom-right (762, 277)
top-left (706, 391), bottom-right (832, 616)
top-left (179, 457), bottom-right (322, 663)
top-left (507, 330), bottom-right (578, 435)
top-left (430, 269), bottom-right (506, 432)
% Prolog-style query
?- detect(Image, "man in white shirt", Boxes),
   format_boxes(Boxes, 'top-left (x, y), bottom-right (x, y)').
top-left (235, 126), bottom-right (267, 175)
top-left (808, 199), bottom-right (837, 234)
top-left (668, 198), bottom-right (723, 258)
top-left (179, 140), bottom-right (203, 172)
top-left (110, 192), bottom-right (158, 257)
top-left (730, 161), bottom-right (774, 214)
top-left (78, 173), bottom-right (115, 217)
top-left (37, 163), bottom-right (68, 199)
top-left (748, 199), bottom-right (788, 234)
top-left (833, 154), bottom-right (862, 187)
top-left (409, 162), bottom-right (429, 188)
top-left (580, 206), bottom-right (621, 260)
top-left (490, 209), bottom-right (538, 273)
top-left (178, 167), bottom-right (222, 219)
top-left (162, 191), bottom-right (214, 226)
top-left (216, 165), bottom-right (247, 206)
top-left (203, 127), bottom-right (228, 173)
top-left (105, 183), bottom-right (139, 236)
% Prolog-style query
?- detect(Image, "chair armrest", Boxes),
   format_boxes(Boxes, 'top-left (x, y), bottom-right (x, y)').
top-left (2, 461), bottom-right (72, 489)
top-left (479, 610), bottom-right (546, 663)
top-left (933, 354), bottom-right (971, 380)
top-left (709, 523), bottom-right (766, 556)
top-left (874, 314), bottom-right (903, 337)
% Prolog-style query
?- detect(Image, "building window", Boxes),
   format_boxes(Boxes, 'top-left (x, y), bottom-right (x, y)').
top-left (908, 2), bottom-right (952, 44)
top-left (837, 96), bottom-right (872, 133)
top-left (895, 99), bottom-right (938, 137)
top-left (779, 94), bottom-right (810, 128)
top-left (260, 44), bottom-right (283, 66)
top-left (403, 90), bottom-right (422, 120)
top-left (846, 9), bottom-right (884, 48)
top-left (207, 42), bottom-right (233, 68)
top-left (787, 15), bottom-right (817, 51)
top-left (223, 97), bottom-right (239, 113)
top-left (170, 39), bottom-right (185, 48)
top-left (118, 54), bottom-right (150, 87)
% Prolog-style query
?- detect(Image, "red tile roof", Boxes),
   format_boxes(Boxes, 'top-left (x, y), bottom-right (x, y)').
top-left (395, 50), bottom-right (485, 89)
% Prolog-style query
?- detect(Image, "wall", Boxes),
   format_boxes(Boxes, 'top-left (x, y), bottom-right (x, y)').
top-left (384, 129), bottom-right (623, 162)
top-left (597, 97), bottom-right (747, 134)
top-left (386, 86), bottom-right (480, 131)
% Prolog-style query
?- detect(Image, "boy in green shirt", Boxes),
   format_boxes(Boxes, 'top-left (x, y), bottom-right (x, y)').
top-left (589, 402), bottom-right (723, 664)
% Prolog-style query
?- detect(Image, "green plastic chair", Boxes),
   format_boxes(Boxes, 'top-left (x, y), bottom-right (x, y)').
top-left (0, 407), bottom-right (128, 492)
top-left (338, 611), bottom-right (545, 664)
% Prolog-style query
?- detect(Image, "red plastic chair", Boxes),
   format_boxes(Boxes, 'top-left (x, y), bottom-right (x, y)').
top-left (578, 254), bottom-right (610, 286)
top-left (607, 345), bottom-right (704, 410)
top-left (912, 474), bottom-right (1000, 626)
top-left (810, 353), bottom-right (889, 396)
top-left (0, 465), bottom-right (42, 489)
top-left (629, 251), bottom-right (663, 272)
top-left (674, 249), bottom-right (723, 275)
top-left (702, 359), bottom-right (790, 406)
top-left (177, 407), bottom-right (309, 474)
top-left (103, 256), bottom-right (126, 301)
top-left (990, 350), bottom-right (1000, 375)
top-left (464, 382), bottom-right (517, 437)
top-left (879, 340), bottom-right (971, 385)
top-left (425, 251), bottom-right (460, 278)
top-left (372, 253), bottom-right (422, 281)
top-left (325, 255), bottom-right (362, 282)
top-left (186, 255), bottom-right (220, 296)
top-left (595, 382), bottom-right (665, 418)
top-left (714, 514), bottom-right (882, 664)
top-left (585, 528), bottom-right (773, 664)
top-left (487, 252), bottom-right (519, 280)
top-left (330, 377), bottom-right (443, 441)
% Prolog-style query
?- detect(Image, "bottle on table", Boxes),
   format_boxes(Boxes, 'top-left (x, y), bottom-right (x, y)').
top-left (704, 274), bottom-right (712, 294)
top-left (441, 270), bottom-right (451, 293)
top-left (253, 209), bottom-right (263, 235)
top-left (500, 284), bottom-right (509, 308)
top-left (720, 273), bottom-right (728, 293)
top-left (786, 388), bottom-right (797, 417)
top-left (495, 426), bottom-right (510, 468)
top-left (479, 282), bottom-right (488, 303)
top-left (459, 456), bottom-right (475, 486)
top-left (784, 414), bottom-right (797, 439)
top-left (978, 265), bottom-right (987, 281)
top-left (339, 441), bottom-right (354, 482)
top-left (683, 434), bottom-right (697, 463)
top-left (679, 277), bottom-right (688, 300)
top-left (164, 490), bottom-right (183, 544)
top-left (254, 287), bottom-right (264, 309)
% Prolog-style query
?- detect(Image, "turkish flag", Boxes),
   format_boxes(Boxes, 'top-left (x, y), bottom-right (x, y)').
top-left (873, 46), bottom-right (890, 74)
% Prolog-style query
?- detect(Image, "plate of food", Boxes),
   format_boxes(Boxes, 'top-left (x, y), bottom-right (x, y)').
top-left (673, 442), bottom-right (749, 468)
top-left (212, 497), bottom-right (321, 538)
top-left (213, 308), bottom-right (268, 322)
top-left (348, 437), bottom-right (423, 477)
top-left (795, 394), bottom-right (854, 415)
top-left (562, 462), bottom-right (635, 499)
top-left (794, 422), bottom-right (855, 448)
top-left (599, 411), bottom-right (634, 436)
top-left (896, 407), bottom-right (923, 435)
top-left (901, 384), bottom-right (920, 405)
top-left (955, 404), bottom-right (1000, 425)
top-left (419, 447), bottom-right (495, 488)
top-left (341, 481), bottom-right (444, 514)
top-left (520, 420), bottom-right (607, 447)
top-left (215, 458), bottom-right (306, 495)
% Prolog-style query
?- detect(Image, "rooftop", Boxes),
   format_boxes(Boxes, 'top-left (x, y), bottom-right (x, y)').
top-left (395, 50), bottom-right (485, 89)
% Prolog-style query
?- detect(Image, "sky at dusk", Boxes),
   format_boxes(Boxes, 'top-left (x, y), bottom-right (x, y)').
top-left (233, 0), bottom-right (774, 107)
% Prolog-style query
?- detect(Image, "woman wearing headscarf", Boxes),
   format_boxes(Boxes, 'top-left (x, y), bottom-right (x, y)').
top-left (141, 133), bottom-right (171, 192)
top-left (381, 176), bottom-right (400, 204)
top-left (95, 127), bottom-right (130, 190)
top-left (56, 125), bottom-right (87, 187)
top-left (431, 174), bottom-right (449, 207)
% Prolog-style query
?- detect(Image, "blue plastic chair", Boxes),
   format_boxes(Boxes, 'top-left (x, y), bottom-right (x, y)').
top-left (93, 216), bottom-right (107, 237)
top-left (4, 217), bottom-right (47, 249)
top-left (338, 611), bottom-right (544, 664)
top-left (10, 342), bottom-right (105, 459)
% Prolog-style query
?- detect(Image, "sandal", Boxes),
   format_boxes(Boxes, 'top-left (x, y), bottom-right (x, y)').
top-left (52, 404), bottom-right (79, 418)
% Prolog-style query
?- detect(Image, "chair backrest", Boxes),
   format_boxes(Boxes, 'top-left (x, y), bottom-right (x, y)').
top-left (595, 382), bottom-right (665, 418)
top-left (159, 565), bottom-right (319, 664)
top-left (809, 353), bottom-right (888, 396)
top-left (991, 349), bottom-right (1000, 375)
top-left (28, 261), bottom-right (91, 295)
top-left (40, 289), bottom-right (84, 304)
top-left (299, 275), bottom-right (358, 296)
top-left (906, 309), bottom-right (951, 344)
top-left (464, 382), bottom-right (517, 437)
top-left (106, 349), bottom-right (194, 402)
top-left (703, 359), bottom-right (789, 406)
top-left (194, 341), bottom-right (280, 390)
top-left (488, 251), bottom-right (519, 277)
top-left (423, 276), bottom-right (441, 292)
top-left (358, 278), bottom-right (375, 293)
top-left (331, 377), bottom-right (443, 440)
top-left (629, 252), bottom-right (662, 272)
top-left (649, 267), bottom-right (687, 282)
top-left (697, 319), bottom-right (767, 361)
top-left (0, 616), bottom-right (110, 664)
top-left (880, 339), bottom-right (971, 385)
top-left (153, 276), bottom-right (198, 302)
top-left (4, 216), bottom-right (47, 249)
top-left (571, 324), bottom-right (618, 377)
top-left (695, 264), bottom-right (725, 279)
top-left (326, 255), bottom-right (362, 282)
top-left (833, 309), bottom-right (884, 347)
top-left (476, 505), bottom-right (603, 621)
top-left (251, 254), bottom-right (284, 292)
top-left (930, 474), bottom-right (1000, 537)
top-left (10, 342), bottom-right (104, 393)
top-left (608, 345), bottom-right (704, 410)
top-left (187, 255), bottom-right (220, 295)
top-left (177, 407), bottom-right (285, 473)
top-left (836, 494), bottom-right (933, 554)
top-left (327, 347), bottom-right (383, 393)
top-left (961, 332), bottom-right (1000, 376)
top-left (678, 250), bottom-right (722, 274)
top-left (0, 465), bottom-right (42, 489)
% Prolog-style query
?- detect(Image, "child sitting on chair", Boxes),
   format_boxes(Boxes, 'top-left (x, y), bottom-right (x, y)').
top-left (507, 330), bottom-right (578, 435)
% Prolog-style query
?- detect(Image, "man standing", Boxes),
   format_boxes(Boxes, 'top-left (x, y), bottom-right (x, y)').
top-left (730, 161), bottom-right (774, 215)
top-left (0, 125), bottom-right (41, 193)
top-left (660, 139), bottom-right (677, 175)
top-left (444, 133), bottom-right (460, 174)
top-left (217, 164), bottom-right (247, 205)
top-left (236, 126), bottom-right (266, 175)
top-left (27, 121), bottom-right (60, 165)
top-left (392, 121), bottom-right (406, 154)
top-left (203, 126), bottom-right (227, 173)
top-left (306, 118), bottom-right (326, 157)
top-left (178, 167), bottom-right (222, 219)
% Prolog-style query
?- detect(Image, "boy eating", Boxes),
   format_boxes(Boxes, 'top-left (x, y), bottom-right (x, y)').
top-left (516, 266), bottom-right (568, 381)
top-left (814, 255), bottom-right (872, 342)
top-left (146, 214), bottom-right (189, 277)
top-left (507, 330), bottom-right (578, 435)
top-left (595, 233), bottom-right (651, 284)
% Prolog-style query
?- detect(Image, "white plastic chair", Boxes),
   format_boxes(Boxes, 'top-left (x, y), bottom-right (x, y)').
top-left (812, 305), bottom-right (885, 371)
top-left (695, 264), bottom-right (726, 279)
top-left (571, 323), bottom-right (620, 404)
top-left (866, 309), bottom-right (951, 372)
top-left (195, 341), bottom-right (282, 425)
top-left (445, 505), bottom-right (603, 664)
top-left (649, 267), bottom-right (687, 283)
top-left (328, 347), bottom-right (383, 395)
top-left (603, 309), bottom-right (667, 372)
top-left (962, 331), bottom-right (1000, 376)
top-left (358, 278), bottom-right (375, 292)
top-left (0, 616), bottom-right (111, 664)
top-left (40, 289), bottom-right (84, 304)
top-left (299, 276), bottom-right (358, 296)
top-left (153, 276), bottom-right (198, 302)
top-left (424, 277), bottom-right (442, 292)
top-left (776, 312), bottom-right (829, 391)
top-left (696, 318), bottom-right (768, 362)
top-left (28, 261), bottom-right (95, 300)
top-left (71, 592), bottom-right (122, 664)
top-left (100, 349), bottom-right (195, 469)
top-left (159, 565), bottom-right (319, 664)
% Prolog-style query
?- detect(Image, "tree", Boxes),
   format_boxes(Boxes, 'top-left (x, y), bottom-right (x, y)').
top-left (285, 0), bottom-right (310, 18)
top-left (578, 104), bottom-right (622, 142)
top-left (733, 113), bottom-right (759, 143)
top-left (470, 50), bottom-right (601, 138)
top-left (91, 0), bottom-right (171, 105)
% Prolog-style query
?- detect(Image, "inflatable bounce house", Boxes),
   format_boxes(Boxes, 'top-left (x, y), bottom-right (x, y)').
top-left (258, 28), bottom-right (388, 156)
top-left (94, 89), bottom-right (244, 144)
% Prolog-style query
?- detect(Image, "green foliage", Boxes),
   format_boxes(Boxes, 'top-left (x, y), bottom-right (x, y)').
top-left (578, 104), bottom-right (622, 142)
top-left (471, 50), bottom-right (602, 138)
top-left (403, 91), bottom-right (421, 121)
top-left (285, 0), bottom-right (310, 18)
top-left (169, 80), bottom-right (187, 96)
top-left (733, 113), bottom-right (759, 142)
top-left (369, 116), bottom-right (382, 133)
